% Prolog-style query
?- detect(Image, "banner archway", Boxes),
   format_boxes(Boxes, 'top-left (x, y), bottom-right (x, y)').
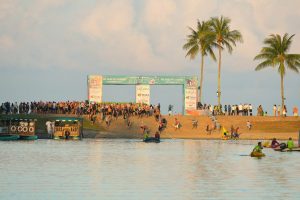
top-left (87, 75), bottom-right (198, 115)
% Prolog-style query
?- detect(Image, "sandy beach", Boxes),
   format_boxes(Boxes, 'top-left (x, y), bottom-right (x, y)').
top-left (86, 115), bottom-right (300, 141)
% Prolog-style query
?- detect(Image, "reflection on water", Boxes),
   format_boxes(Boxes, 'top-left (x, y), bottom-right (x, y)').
top-left (0, 139), bottom-right (299, 200)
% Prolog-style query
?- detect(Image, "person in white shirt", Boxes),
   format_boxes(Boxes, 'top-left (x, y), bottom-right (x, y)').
top-left (232, 105), bottom-right (236, 116)
top-left (45, 121), bottom-right (53, 137)
top-left (277, 105), bottom-right (281, 116)
top-left (273, 105), bottom-right (277, 116)
top-left (238, 104), bottom-right (243, 116)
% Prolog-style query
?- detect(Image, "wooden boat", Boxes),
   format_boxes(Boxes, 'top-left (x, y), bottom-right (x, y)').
top-left (143, 137), bottom-right (160, 143)
top-left (0, 135), bottom-right (20, 141)
top-left (0, 118), bottom-right (37, 140)
top-left (53, 117), bottom-right (83, 140)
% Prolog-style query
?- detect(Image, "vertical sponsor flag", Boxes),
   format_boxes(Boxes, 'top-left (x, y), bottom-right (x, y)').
top-left (87, 75), bottom-right (103, 103)
top-left (136, 85), bottom-right (150, 105)
top-left (184, 78), bottom-right (197, 114)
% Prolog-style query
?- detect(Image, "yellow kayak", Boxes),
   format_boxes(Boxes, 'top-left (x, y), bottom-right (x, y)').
top-left (250, 151), bottom-right (265, 157)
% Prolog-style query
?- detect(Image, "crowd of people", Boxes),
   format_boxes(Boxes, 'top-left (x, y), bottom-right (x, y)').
top-left (206, 103), bottom-right (253, 116)
top-left (199, 102), bottom-right (298, 117)
top-left (1, 101), bottom-right (298, 117)
top-left (0, 101), bottom-right (161, 117)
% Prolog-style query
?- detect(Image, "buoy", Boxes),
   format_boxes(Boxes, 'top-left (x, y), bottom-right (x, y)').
top-left (29, 127), bottom-right (34, 133)
top-left (22, 126), bottom-right (28, 132)
top-left (10, 126), bottom-right (17, 132)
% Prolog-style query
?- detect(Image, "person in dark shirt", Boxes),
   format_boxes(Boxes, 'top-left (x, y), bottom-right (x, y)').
top-left (271, 138), bottom-right (280, 148)
top-left (155, 131), bottom-right (160, 140)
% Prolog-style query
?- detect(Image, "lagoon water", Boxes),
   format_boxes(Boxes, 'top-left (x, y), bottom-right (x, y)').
top-left (0, 139), bottom-right (299, 200)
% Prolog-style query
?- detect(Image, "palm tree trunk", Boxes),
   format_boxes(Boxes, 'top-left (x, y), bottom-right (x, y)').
top-left (217, 44), bottom-right (222, 107)
top-left (280, 71), bottom-right (285, 117)
top-left (199, 54), bottom-right (204, 103)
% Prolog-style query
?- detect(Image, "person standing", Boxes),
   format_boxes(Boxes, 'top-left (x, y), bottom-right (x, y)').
top-left (249, 104), bottom-right (253, 116)
top-left (293, 106), bottom-right (298, 117)
top-left (283, 105), bottom-right (287, 117)
top-left (45, 121), bottom-right (53, 138)
top-left (277, 105), bottom-right (281, 116)
top-left (273, 105), bottom-right (277, 116)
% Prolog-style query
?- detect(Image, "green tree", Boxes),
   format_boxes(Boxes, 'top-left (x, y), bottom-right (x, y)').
top-left (210, 16), bottom-right (243, 106)
top-left (183, 20), bottom-right (217, 103)
top-left (254, 33), bottom-right (300, 115)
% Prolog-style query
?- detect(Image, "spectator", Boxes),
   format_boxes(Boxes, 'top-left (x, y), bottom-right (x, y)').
top-left (293, 106), bottom-right (298, 117)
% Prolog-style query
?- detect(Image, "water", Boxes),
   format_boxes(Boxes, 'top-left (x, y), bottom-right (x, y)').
top-left (0, 139), bottom-right (299, 200)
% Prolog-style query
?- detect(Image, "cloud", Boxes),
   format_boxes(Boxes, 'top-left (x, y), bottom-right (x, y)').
top-left (0, 35), bottom-right (15, 49)
top-left (142, 0), bottom-right (177, 28)
top-left (0, 0), bottom-right (300, 73)
top-left (80, 0), bottom-right (174, 72)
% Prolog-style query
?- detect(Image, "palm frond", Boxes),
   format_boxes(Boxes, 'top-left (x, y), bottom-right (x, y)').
top-left (285, 60), bottom-right (300, 73)
top-left (255, 33), bottom-right (300, 76)
top-left (255, 60), bottom-right (275, 71)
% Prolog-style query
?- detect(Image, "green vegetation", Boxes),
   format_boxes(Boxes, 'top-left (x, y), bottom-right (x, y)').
top-left (183, 20), bottom-right (217, 102)
top-left (254, 33), bottom-right (300, 115)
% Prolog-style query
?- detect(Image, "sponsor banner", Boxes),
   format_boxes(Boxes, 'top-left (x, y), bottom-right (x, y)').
top-left (184, 87), bottom-right (197, 113)
top-left (103, 75), bottom-right (198, 85)
top-left (87, 75), bottom-right (103, 103)
top-left (136, 85), bottom-right (150, 105)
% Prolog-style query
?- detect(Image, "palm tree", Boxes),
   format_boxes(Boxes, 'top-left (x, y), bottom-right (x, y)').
top-left (183, 20), bottom-right (217, 103)
top-left (254, 33), bottom-right (300, 116)
top-left (210, 16), bottom-right (243, 107)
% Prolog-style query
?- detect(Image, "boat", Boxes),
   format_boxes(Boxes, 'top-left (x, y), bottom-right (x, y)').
top-left (143, 137), bottom-right (160, 143)
top-left (52, 117), bottom-right (83, 140)
top-left (19, 135), bottom-right (38, 140)
top-left (250, 151), bottom-right (265, 157)
top-left (274, 147), bottom-right (300, 152)
top-left (0, 135), bottom-right (20, 141)
top-left (0, 117), bottom-right (38, 140)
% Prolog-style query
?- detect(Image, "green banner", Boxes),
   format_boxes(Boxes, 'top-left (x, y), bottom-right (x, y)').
top-left (103, 75), bottom-right (197, 86)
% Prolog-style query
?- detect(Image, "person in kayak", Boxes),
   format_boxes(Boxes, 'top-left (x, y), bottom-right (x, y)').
top-left (144, 131), bottom-right (149, 140)
top-left (252, 142), bottom-right (263, 153)
top-left (287, 137), bottom-right (294, 150)
top-left (271, 138), bottom-right (280, 148)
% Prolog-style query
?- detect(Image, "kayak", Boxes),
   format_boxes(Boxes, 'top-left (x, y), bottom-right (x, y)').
top-left (143, 137), bottom-right (160, 143)
top-left (274, 147), bottom-right (300, 152)
top-left (19, 135), bottom-right (38, 140)
top-left (250, 151), bottom-right (265, 157)
top-left (0, 135), bottom-right (20, 141)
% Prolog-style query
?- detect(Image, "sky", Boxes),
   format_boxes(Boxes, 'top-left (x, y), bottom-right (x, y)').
top-left (0, 0), bottom-right (300, 114)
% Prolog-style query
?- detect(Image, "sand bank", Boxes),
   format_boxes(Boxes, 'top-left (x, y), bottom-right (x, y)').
top-left (87, 115), bottom-right (300, 141)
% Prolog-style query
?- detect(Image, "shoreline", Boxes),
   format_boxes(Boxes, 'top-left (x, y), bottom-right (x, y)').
top-left (82, 129), bottom-right (300, 141)
top-left (88, 115), bottom-right (300, 141)
top-left (1, 114), bottom-right (300, 141)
